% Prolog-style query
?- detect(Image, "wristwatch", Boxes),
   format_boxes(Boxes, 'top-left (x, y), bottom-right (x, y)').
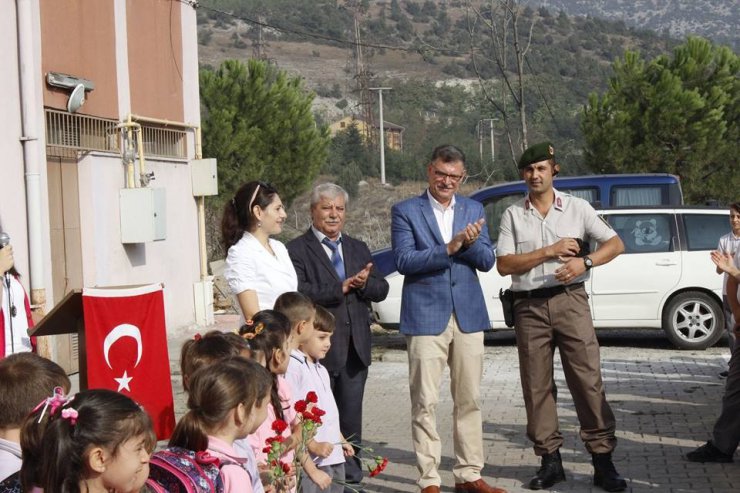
top-left (583, 256), bottom-right (594, 270)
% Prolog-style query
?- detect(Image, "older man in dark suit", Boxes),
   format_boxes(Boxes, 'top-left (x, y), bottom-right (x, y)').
top-left (287, 183), bottom-right (389, 491)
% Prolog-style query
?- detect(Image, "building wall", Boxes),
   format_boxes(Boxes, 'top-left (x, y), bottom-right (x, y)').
top-left (76, 154), bottom-right (200, 328)
top-left (34, 0), bottom-right (200, 329)
top-left (127, 0), bottom-right (184, 121)
top-left (40, 0), bottom-right (119, 118)
top-left (0, 1), bottom-right (30, 287)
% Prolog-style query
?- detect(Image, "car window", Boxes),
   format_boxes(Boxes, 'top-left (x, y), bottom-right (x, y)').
top-left (606, 213), bottom-right (673, 254)
top-left (682, 214), bottom-right (728, 251)
top-left (611, 186), bottom-right (664, 206)
top-left (560, 187), bottom-right (599, 206)
top-left (483, 193), bottom-right (525, 243)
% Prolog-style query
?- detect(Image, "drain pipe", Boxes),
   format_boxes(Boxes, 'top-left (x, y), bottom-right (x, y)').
top-left (17, 0), bottom-right (47, 326)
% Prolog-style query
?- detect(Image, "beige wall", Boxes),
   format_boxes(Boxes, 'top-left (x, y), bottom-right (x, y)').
top-left (40, 0), bottom-right (119, 119)
top-left (127, 0), bottom-right (184, 121)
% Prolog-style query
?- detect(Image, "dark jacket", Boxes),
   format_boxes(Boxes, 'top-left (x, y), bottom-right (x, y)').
top-left (287, 229), bottom-right (389, 371)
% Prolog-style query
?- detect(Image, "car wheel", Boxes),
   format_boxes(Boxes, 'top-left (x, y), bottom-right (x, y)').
top-left (662, 291), bottom-right (724, 350)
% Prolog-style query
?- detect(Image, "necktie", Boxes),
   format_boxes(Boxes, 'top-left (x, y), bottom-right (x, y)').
top-left (322, 237), bottom-right (346, 281)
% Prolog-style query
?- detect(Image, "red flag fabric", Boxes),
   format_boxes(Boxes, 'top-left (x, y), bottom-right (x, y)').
top-left (82, 284), bottom-right (175, 439)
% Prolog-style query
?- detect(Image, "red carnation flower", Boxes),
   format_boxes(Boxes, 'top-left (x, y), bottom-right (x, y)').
top-left (271, 419), bottom-right (288, 434)
top-left (281, 461), bottom-right (291, 474)
top-left (306, 391), bottom-right (318, 403)
top-left (262, 446), bottom-right (272, 454)
top-left (294, 400), bottom-right (307, 413)
top-left (312, 407), bottom-right (326, 417)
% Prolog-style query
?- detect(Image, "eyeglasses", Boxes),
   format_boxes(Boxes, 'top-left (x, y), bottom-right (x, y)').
top-left (431, 166), bottom-right (465, 183)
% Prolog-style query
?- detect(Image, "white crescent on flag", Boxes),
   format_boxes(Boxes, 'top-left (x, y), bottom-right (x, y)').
top-left (103, 323), bottom-right (143, 369)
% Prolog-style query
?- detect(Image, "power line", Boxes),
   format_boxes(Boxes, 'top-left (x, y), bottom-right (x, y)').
top-left (186, 0), bottom-right (464, 57)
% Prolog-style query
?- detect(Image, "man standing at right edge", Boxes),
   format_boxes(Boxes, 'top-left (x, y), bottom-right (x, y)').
top-left (496, 142), bottom-right (627, 492)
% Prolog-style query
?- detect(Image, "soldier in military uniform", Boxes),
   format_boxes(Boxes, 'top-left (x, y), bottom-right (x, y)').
top-left (496, 142), bottom-right (627, 492)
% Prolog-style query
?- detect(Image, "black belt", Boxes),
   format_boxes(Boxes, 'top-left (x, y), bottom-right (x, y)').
top-left (512, 282), bottom-right (584, 300)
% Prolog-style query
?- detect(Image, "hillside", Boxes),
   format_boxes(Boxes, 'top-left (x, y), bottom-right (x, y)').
top-left (197, 0), bottom-right (696, 178)
top-left (535, 0), bottom-right (738, 50)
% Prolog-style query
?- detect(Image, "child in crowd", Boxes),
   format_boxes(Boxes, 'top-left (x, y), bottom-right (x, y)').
top-left (20, 388), bottom-right (156, 493)
top-left (286, 306), bottom-right (354, 493)
top-left (242, 310), bottom-right (330, 490)
top-left (0, 352), bottom-right (71, 482)
top-left (273, 292), bottom-right (316, 351)
top-left (179, 330), bottom-right (243, 391)
top-left (717, 202), bottom-right (740, 362)
top-left (179, 331), bottom-right (268, 493)
top-left (169, 357), bottom-right (273, 493)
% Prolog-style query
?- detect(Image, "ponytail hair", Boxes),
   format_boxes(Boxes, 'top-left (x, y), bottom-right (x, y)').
top-left (169, 356), bottom-right (272, 451)
top-left (221, 180), bottom-right (280, 251)
top-left (20, 389), bottom-right (155, 493)
top-left (180, 330), bottom-right (242, 391)
top-left (239, 310), bottom-right (291, 421)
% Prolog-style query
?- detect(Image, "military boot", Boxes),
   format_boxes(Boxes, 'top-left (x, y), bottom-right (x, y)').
top-left (527, 450), bottom-right (565, 490)
top-left (592, 452), bottom-right (627, 492)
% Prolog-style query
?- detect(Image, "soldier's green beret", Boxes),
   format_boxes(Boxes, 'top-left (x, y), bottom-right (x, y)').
top-left (518, 142), bottom-right (555, 169)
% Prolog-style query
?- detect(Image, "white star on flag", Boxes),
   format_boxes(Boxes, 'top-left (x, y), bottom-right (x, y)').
top-left (114, 370), bottom-right (133, 392)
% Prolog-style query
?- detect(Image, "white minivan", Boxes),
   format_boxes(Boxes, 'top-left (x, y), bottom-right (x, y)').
top-left (372, 207), bottom-right (730, 350)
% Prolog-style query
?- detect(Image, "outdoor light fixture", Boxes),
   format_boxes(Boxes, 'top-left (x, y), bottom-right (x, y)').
top-left (46, 72), bottom-right (95, 113)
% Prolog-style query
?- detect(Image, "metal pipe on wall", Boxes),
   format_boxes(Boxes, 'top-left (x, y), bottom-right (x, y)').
top-left (17, 0), bottom-right (47, 324)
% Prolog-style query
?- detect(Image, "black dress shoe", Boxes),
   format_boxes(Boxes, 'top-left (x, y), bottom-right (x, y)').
top-left (528, 450), bottom-right (566, 490)
top-left (592, 453), bottom-right (627, 492)
top-left (686, 441), bottom-right (734, 463)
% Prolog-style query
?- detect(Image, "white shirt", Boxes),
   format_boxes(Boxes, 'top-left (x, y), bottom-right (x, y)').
top-left (2, 275), bottom-right (33, 356)
top-left (285, 349), bottom-right (345, 467)
top-left (717, 231), bottom-right (740, 296)
top-left (497, 189), bottom-right (616, 291)
top-left (224, 232), bottom-right (298, 322)
top-left (0, 437), bottom-right (22, 482)
top-left (427, 189), bottom-right (455, 243)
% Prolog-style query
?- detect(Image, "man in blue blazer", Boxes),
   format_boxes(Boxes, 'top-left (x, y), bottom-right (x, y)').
top-left (391, 145), bottom-right (505, 493)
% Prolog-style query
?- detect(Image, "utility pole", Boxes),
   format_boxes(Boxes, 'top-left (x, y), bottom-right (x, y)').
top-left (478, 118), bottom-right (499, 166)
top-left (370, 87), bottom-right (391, 185)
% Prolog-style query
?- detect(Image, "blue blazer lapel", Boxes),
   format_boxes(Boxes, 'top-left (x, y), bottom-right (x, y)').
top-left (419, 192), bottom-right (444, 245)
top-left (452, 195), bottom-right (467, 233)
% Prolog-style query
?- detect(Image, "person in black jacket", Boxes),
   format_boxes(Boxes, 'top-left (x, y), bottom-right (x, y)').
top-left (287, 183), bottom-right (389, 492)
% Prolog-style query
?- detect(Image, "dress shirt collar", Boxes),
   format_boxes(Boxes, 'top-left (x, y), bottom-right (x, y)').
top-left (426, 189), bottom-right (456, 211)
top-left (311, 225), bottom-right (343, 244)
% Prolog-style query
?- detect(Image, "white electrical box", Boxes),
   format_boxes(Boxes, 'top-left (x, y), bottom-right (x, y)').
top-left (191, 158), bottom-right (218, 196)
top-left (120, 188), bottom-right (167, 243)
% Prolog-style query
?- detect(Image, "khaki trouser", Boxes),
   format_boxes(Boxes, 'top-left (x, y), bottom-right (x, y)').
top-left (407, 315), bottom-right (485, 488)
top-left (514, 284), bottom-right (617, 456)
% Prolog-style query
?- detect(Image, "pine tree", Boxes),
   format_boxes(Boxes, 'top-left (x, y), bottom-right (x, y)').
top-left (582, 37), bottom-right (739, 204)
top-left (200, 59), bottom-right (330, 207)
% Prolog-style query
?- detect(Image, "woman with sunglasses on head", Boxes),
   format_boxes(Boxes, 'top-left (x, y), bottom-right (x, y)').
top-left (222, 181), bottom-right (298, 323)
top-left (0, 227), bottom-right (34, 359)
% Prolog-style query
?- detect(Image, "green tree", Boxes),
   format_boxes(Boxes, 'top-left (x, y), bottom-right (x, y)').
top-left (200, 59), bottom-right (330, 207)
top-left (582, 37), bottom-right (739, 204)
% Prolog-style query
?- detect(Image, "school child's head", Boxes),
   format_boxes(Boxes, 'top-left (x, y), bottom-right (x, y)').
top-left (301, 305), bottom-right (335, 362)
top-left (239, 310), bottom-right (292, 375)
top-left (222, 331), bottom-right (252, 359)
top-left (169, 357), bottom-right (272, 451)
top-left (730, 202), bottom-right (740, 234)
top-left (0, 353), bottom-right (71, 437)
top-left (180, 330), bottom-right (242, 391)
top-left (273, 291), bottom-right (316, 348)
top-left (21, 388), bottom-right (155, 493)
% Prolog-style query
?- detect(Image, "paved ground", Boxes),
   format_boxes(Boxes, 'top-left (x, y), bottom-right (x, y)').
top-left (168, 322), bottom-right (740, 493)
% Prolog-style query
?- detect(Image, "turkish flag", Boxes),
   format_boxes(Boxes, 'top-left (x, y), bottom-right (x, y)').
top-left (83, 284), bottom-right (175, 439)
